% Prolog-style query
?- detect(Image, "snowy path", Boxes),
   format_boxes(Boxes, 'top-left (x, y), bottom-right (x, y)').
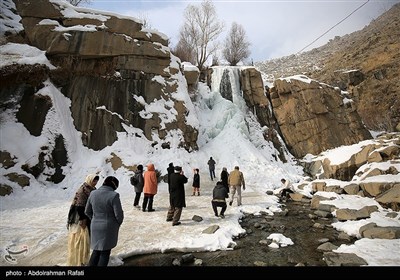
top-left (0, 174), bottom-right (278, 266)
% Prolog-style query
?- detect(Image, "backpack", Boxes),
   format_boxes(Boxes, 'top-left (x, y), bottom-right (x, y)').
top-left (130, 174), bottom-right (139, 186)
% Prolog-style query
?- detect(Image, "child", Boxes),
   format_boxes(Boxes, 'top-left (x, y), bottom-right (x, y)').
top-left (192, 168), bottom-right (200, 196)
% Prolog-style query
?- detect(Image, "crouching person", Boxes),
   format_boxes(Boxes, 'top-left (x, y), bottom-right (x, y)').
top-left (280, 178), bottom-right (295, 201)
top-left (212, 181), bottom-right (229, 218)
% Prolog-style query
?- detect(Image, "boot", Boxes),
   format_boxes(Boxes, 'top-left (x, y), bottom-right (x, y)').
top-left (147, 197), bottom-right (155, 211)
top-left (197, 192), bottom-right (200, 196)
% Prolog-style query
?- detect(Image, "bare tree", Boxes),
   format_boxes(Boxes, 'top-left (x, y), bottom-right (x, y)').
top-left (177, 0), bottom-right (224, 71)
top-left (223, 22), bottom-right (251, 66)
top-left (67, 0), bottom-right (91, 6)
top-left (211, 54), bottom-right (219, 66)
top-left (137, 12), bottom-right (152, 29)
top-left (172, 38), bottom-right (195, 65)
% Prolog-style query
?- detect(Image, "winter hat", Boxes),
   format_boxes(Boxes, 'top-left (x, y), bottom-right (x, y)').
top-left (137, 164), bottom-right (143, 171)
top-left (174, 166), bottom-right (182, 172)
top-left (104, 176), bottom-right (119, 190)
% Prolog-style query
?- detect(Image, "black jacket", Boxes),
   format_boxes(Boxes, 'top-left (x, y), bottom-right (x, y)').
top-left (169, 172), bottom-right (188, 208)
top-left (212, 182), bottom-right (229, 202)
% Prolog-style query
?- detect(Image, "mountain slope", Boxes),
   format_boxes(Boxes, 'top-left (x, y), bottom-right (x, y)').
top-left (256, 3), bottom-right (400, 132)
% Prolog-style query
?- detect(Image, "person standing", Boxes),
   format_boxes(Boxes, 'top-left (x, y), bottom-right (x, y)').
top-left (207, 157), bottom-right (216, 180)
top-left (211, 181), bottom-right (229, 218)
top-left (167, 162), bottom-right (174, 189)
top-left (67, 174), bottom-right (99, 266)
top-left (142, 163), bottom-right (158, 212)
top-left (85, 176), bottom-right (124, 266)
top-left (166, 166), bottom-right (188, 226)
top-left (228, 166), bottom-right (245, 206)
top-left (132, 165), bottom-right (144, 209)
top-left (192, 168), bottom-right (200, 196)
top-left (220, 167), bottom-right (229, 193)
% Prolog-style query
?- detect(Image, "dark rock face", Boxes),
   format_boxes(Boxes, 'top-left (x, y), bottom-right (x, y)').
top-left (220, 69), bottom-right (233, 102)
top-left (16, 91), bottom-right (52, 137)
top-left (0, 0), bottom-right (199, 187)
top-left (50, 135), bottom-right (68, 184)
top-left (62, 74), bottom-right (145, 150)
top-left (270, 77), bottom-right (371, 158)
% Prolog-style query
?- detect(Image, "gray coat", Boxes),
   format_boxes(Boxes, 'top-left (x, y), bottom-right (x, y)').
top-left (85, 185), bottom-right (124, 251)
top-left (133, 170), bottom-right (144, 193)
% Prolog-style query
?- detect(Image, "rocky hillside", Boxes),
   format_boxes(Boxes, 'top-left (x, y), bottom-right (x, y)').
top-left (256, 3), bottom-right (400, 133)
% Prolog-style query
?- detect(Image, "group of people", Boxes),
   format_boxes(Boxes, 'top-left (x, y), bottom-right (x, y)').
top-left (66, 157), bottom-right (293, 266)
top-left (67, 174), bottom-right (123, 267)
top-left (131, 163), bottom-right (158, 212)
top-left (211, 165), bottom-right (246, 218)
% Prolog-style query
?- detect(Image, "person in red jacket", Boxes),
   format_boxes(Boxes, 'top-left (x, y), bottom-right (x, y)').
top-left (142, 163), bottom-right (158, 212)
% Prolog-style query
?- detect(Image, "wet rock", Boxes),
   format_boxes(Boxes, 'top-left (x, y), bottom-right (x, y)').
top-left (254, 261), bottom-right (267, 266)
top-left (314, 210), bottom-right (332, 218)
top-left (259, 239), bottom-right (269, 245)
top-left (337, 232), bottom-right (352, 241)
top-left (192, 215), bottom-right (203, 222)
top-left (202, 225), bottom-right (219, 234)
top-left (386, 212), bottom-right (398, 218)
top-left (317, 242), bottom-right (338, 252)
top-left (323, 252), bottom-right (368, 266)
top-left (317, 238), bottom-right (330, 244)
top-left (313, 223), bottom-right (326, 229)
top-left (181, 253), bottom-right (195, 263)
top-left (172, 258), bottom-right (181, 266)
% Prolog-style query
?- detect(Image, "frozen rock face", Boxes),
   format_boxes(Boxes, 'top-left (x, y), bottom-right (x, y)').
top-left (0, 0), bottom-right (198, 185)
top-left (270, 76), bottom-right (371, 158)
top-left (9, 0), bottom-right (198, 152)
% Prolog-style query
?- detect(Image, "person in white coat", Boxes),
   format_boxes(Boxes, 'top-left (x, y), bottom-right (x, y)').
top-left (280, 178), bottom-right (295, 200)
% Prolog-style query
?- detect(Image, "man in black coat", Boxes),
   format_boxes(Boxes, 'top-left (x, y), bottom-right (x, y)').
top-left (166, 166), bottom-right (188, 226)
top-left (167, 162), bottom-right (174, 189)
top-left (212, 181), bottom-right (229, 218)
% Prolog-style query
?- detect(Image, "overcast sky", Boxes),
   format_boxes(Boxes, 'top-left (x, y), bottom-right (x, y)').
top-left (81, 0), bottom-right (399, 62)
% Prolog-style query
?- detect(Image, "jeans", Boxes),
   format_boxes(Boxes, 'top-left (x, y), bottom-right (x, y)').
top-left (281, 189), bottom-right (294, 198)
top-left (142, 194), bottom-right (154, 211)
top-left (133, 192), bottom-right (142, 206)
top-left (209, 169), bottom-right (216, 180)
top-left (212, 201), bottom-right (227, 216)
top-left (229, 185), bottom-right (242, 206)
